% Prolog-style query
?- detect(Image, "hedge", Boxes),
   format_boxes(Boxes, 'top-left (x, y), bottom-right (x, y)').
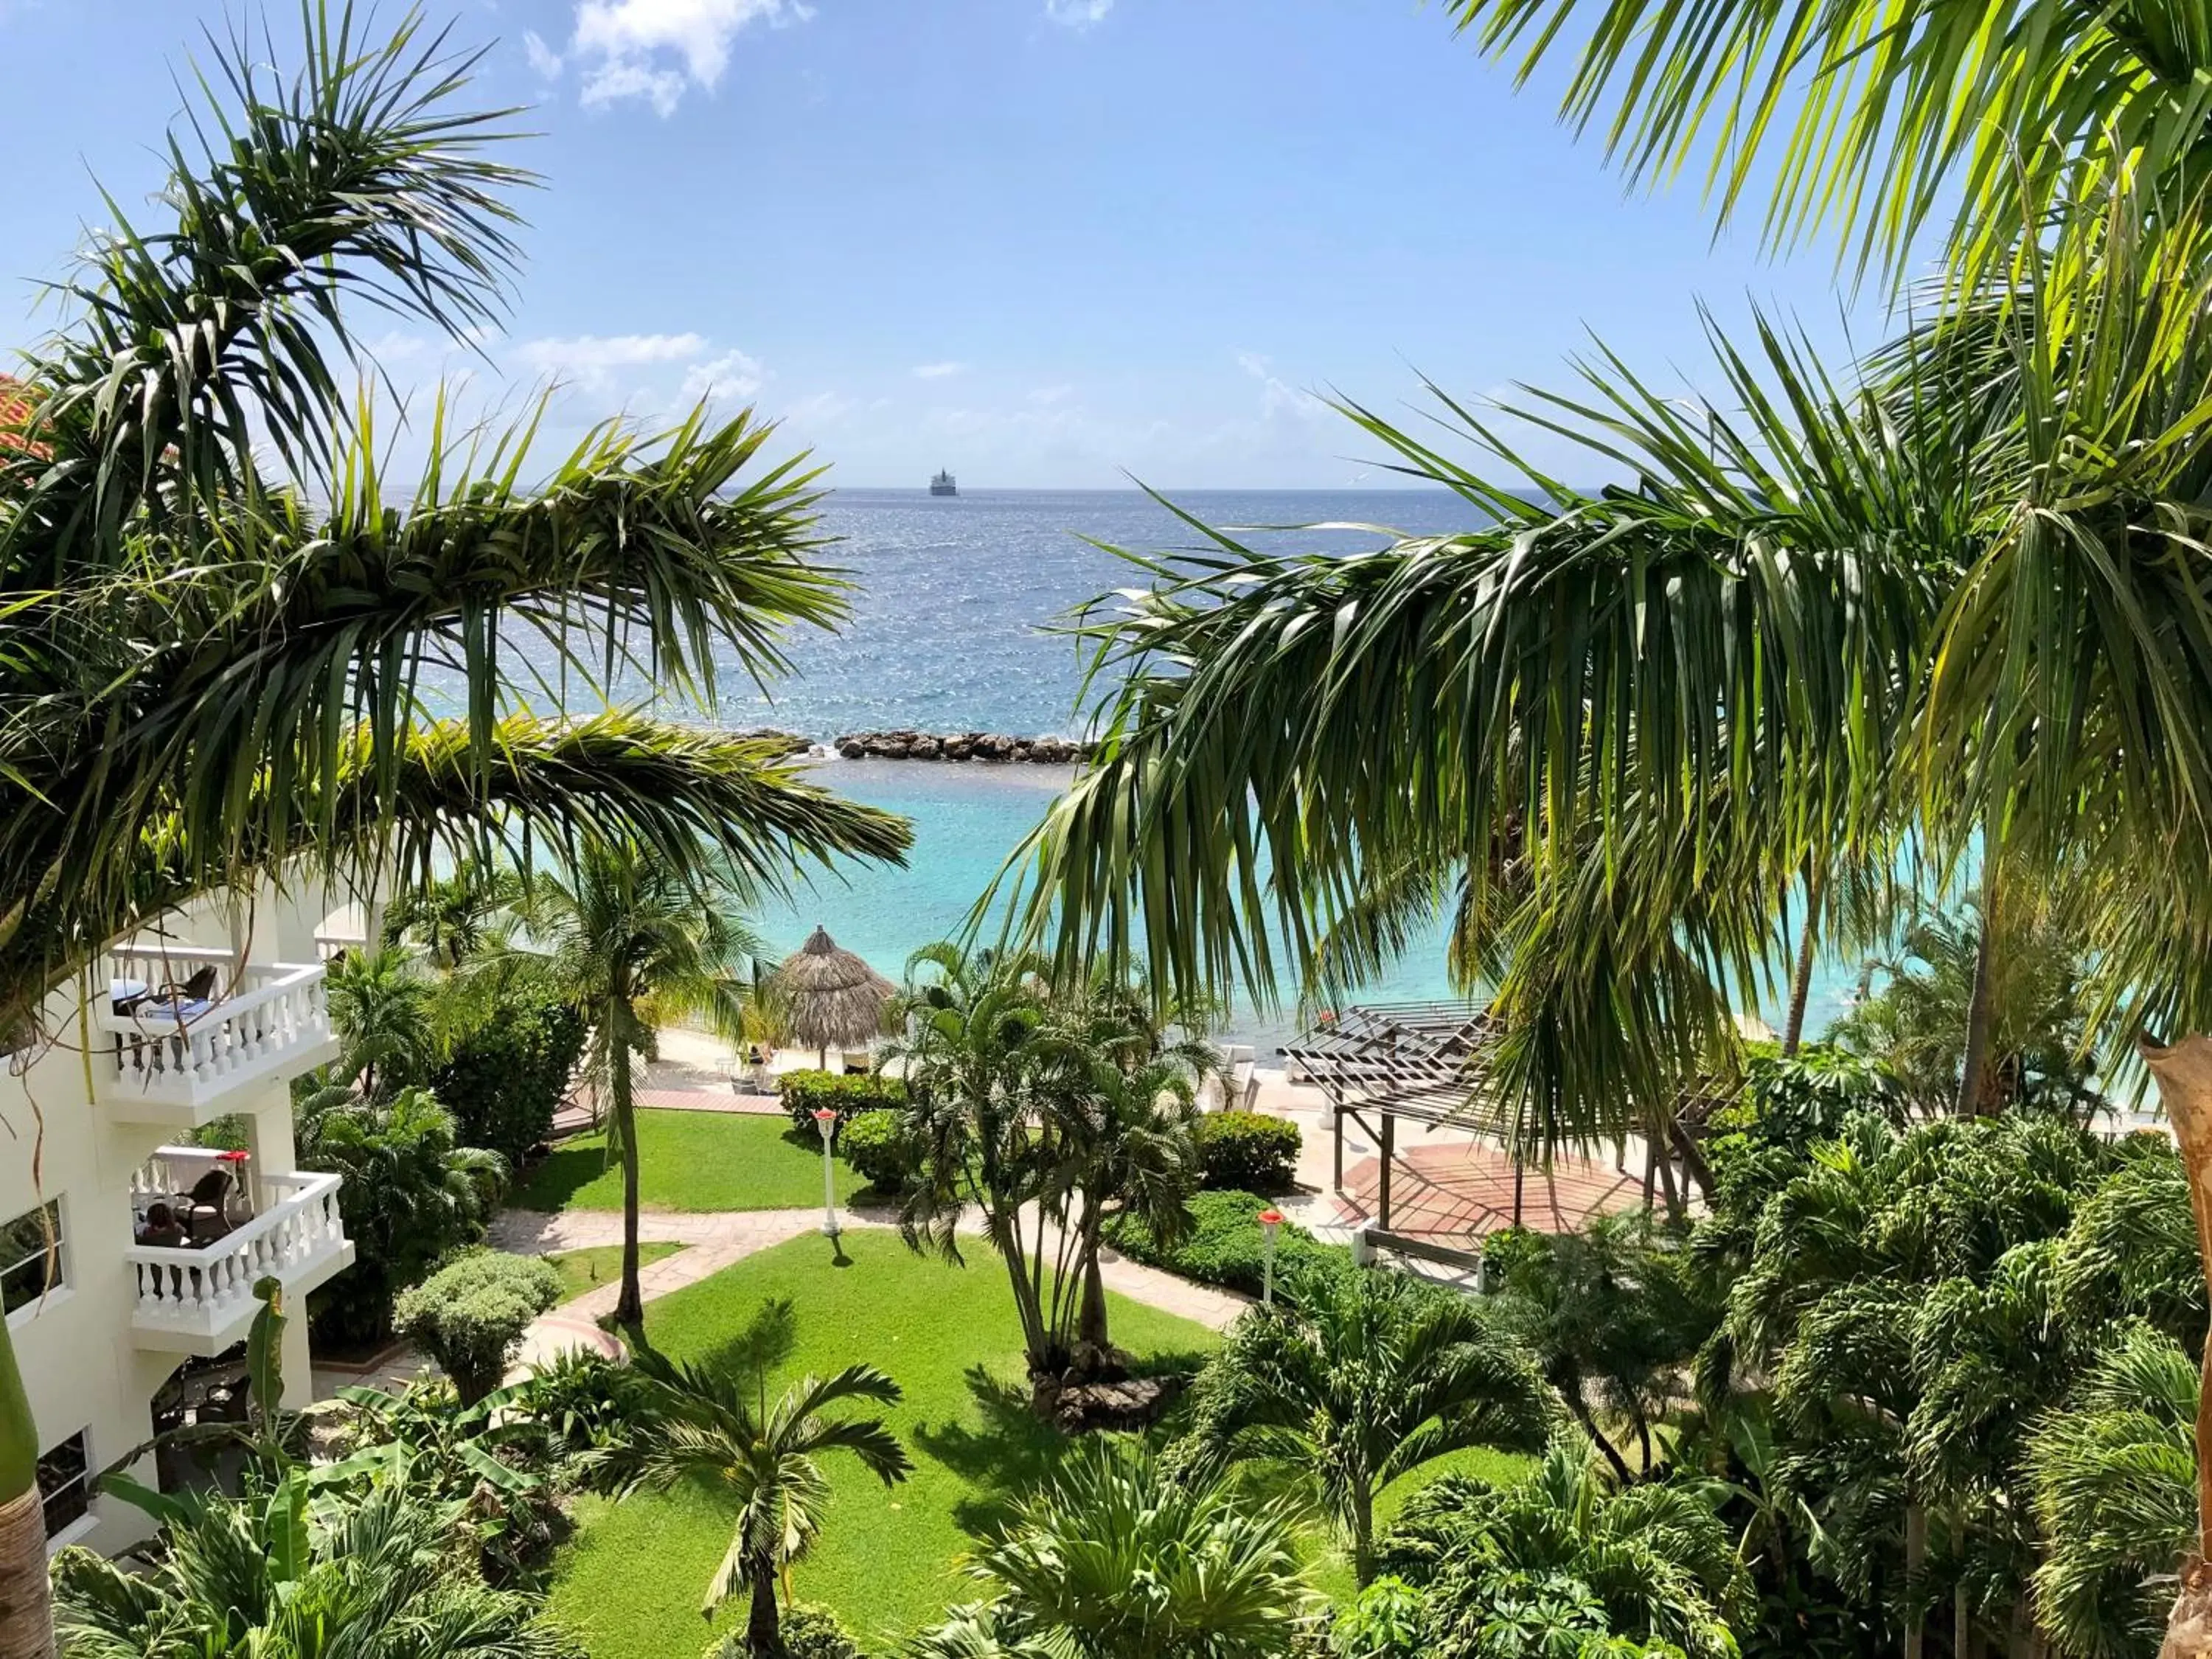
top-left (838, 1108), bottom-right (913, 1195)
top-left (430, 985), bottom-right (588, 1168)
top-left (777, 1069), bottom-right (907, 1135)
top-left (1104, 1187), bottom-right (1349, 1295)
top-left (392, 1249), bottom-right (562, 1405)
top-left (1195, 1110), bottom-right (1301, 1192)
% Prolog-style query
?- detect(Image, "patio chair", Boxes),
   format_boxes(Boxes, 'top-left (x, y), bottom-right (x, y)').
top-left (183, 1169), bottom-right (232, 1242)
top-left (153, 964), bottom-right (220, 1005)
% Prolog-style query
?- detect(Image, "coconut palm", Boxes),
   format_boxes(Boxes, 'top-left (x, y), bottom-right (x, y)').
top-left (1182, 1265), bottom-right (1552, 1585)
top-left (0, 10), bottom-right (913, 1638)
top-left (507, 841), bottom-right (768, 1326)
top-left (910, 1438), bottom-right (1318, 1659)
top-left (622, 1343), bottom-right (911, 1657)
top-left (49, 1470), bottom-right (582, 1658)
top-left (324, 943), bottom-right (439, 1103)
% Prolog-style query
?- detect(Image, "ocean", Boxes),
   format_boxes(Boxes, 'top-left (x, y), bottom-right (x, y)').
top-left (706, 488), bottom-right (1863, 1052)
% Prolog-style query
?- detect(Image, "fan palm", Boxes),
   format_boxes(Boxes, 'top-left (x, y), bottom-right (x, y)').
top-left (504, 840), bottom-right (768, 1326)
top-left (911, 1438), bottom-right (1319, 1659)
top-left (1181, 1264), bottom-right (1552, 1585)
top-left (0, 7), bottom-right (910, 1638)
top-left (324, 943), bottom-right (439, 1102)
top-left (622, 1342), bottom-right (911, 1657)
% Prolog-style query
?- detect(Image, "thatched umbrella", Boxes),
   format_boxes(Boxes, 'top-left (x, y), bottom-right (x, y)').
top-left (771, 925), bottom-right (897, 1069)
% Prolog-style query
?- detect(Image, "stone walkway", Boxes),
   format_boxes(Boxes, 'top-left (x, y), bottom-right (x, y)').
top-left (489, 1203), bottom-right (1248, 1370)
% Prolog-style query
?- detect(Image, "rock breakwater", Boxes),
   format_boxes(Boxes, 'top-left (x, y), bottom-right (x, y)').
top-left (833, 728), bottom-right (1093, 764)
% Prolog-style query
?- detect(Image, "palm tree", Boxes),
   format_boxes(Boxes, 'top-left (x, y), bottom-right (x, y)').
top-left (1382, 1440), bottom-right (1751, 1659)
top-left (383, 859), bottom-right (521, 973)
top-left (49, 1471), bottom-right (582, 1658)
top-left (324, 943), bottom-right (439, 1103)
top-left (0, 8), bottom-right (909, 1641)
top-left (1182, 1264), bottom-right (1552, 1585)
top-left (508, 841), bottom-right (768, 1326)
top-left (622, 1342), bottom-right (911, 1657)
top-left (885, 943), bottom-right (1073, 1380)
top-left (911, 1438), bottom-right (1318, 1659)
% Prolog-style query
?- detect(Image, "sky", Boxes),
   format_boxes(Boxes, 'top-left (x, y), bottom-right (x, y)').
top-left (0, 0), bottom-right (1898, 489)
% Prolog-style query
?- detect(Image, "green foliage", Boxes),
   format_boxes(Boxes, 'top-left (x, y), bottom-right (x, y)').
top-left (910, 1438), bottom-right (1319, 1659)
top-left (779, 1068), bottom-right (908, 1135)
top-left (324, 945), bottom-right (438, 1105)
top-left (706, 1605), bottom-right (866, 1659)
top-left (1181, 1265), bottom-right (1554, 1585)
top-left (392, 1250), bottom-right (562, 1405)
top-left (1377, 1447), bottom-right (1748, 1659)
top-left (297, 1085), bottom-right (507, 1348)
top-left (1334, 1576), bottom-right (1430, 1658)
top-left (49, 1472), bottom-right (584, 1658)
top-left (431, 980), bottom-right (588, 1169)
top-left (1194, 1110), bottom-right (1302, 1192)
top-left (838, 1108), bottom-right (914, 1194)
top-left (1105, 1187), bottom-right (1347, 1295)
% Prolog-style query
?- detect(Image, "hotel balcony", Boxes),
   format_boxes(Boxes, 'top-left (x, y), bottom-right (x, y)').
top-left (93, 945), bottom-right (338, 1130)
top-left (123, 1146), bottom-right (353, 1354)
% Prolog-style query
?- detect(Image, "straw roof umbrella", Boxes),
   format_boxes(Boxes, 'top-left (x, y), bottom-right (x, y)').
top-left (771, 925), bottom-right (897, 1069)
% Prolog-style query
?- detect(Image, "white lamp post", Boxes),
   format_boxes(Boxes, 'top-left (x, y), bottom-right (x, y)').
top-left (1257, 1208), bottom-right (1284, 1307)
top-left (813, 1107), bottom-right (841, 1238)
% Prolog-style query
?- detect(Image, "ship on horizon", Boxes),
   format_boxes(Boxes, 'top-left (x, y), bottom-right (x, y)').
top-left (930, 469), bottom-right (958, 496)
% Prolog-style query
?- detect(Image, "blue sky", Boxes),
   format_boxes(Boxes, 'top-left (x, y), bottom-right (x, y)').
top-left (0, 0), bottom-right (1892, 488)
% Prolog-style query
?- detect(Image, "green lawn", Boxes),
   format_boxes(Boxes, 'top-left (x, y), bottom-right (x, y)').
top-left (543, 1242), bottom-right (684, 1302)
top-left (512, 1110), bottom-right (864, 1213)
top-left (546, 1231), bottom-right (1221, 1658)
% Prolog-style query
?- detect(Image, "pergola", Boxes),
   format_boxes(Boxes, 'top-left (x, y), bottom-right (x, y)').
top-left (1283, 999), bottom-right (1659, 1265)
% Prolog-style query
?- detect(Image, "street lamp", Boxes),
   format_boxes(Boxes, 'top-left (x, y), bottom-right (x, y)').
top-left (1257, 1208), bottom-right (1284, 1307)
top-left (813, 1107), bottom-right (841, 1239)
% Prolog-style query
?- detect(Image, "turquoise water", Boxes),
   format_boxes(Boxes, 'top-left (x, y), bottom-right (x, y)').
top-left (578, 487), bottom-right (1861, 1051)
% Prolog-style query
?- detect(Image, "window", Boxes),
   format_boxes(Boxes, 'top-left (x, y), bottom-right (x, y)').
top-left (0, 1199), bottom-right (64, 1315)
top-left (36, 1430), bottom-right (91, 1536)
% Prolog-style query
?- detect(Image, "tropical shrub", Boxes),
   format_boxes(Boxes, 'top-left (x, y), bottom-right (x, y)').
top-left (1105, 1187), bottom-right (1348, 1295)
top-left (1333, 1576), bottom-right (1430, 1658)
top-left (706, 1606), bottom-right (866, 1659)
top-left (392, 1250), bottom-right (563, 1405)
top-left (431, 981), bottom-right (587, 1167)
top-left (909, 1439), bottom-right (1318, 1659)
top-left (297, 1085), bottom-right (506, 1349)
top-left (779, 1068), bottom-right (906, 1135)
top-left (1194, 1109), bottom-right (1301, 1192)
top-left (838, 1108), bottom-right (913, 1194)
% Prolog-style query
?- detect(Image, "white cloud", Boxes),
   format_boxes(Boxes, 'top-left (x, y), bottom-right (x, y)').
top-left (912, 361), bottom-right (968, 380)
top-left (566, 0), bottom-right (814, 115)
top-left (1045, 0), bottom-right (1112, 26)
top-left (784, 390), bottom-right (856, 426)
top-left (1027, 384), bottom-right (1076, 406)
top-left (511, 331), bottom-right (709, 389)
top-left (681, 347), bottom-right (768, 401)
top-left (1237, 350), bottom-right (1331, 422)
top-left (523, 29), bottom-right (564, 80)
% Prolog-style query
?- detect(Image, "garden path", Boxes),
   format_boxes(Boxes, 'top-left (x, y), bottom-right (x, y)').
top-left (489, 1203), bottom-right (1248, 1372)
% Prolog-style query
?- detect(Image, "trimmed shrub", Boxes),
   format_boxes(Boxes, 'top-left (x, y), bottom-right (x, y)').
top-left (1195, 1110), bottom-right (1302, 1192)
top-left (838, 1108), bottom-right (913, 1194)
top-left (1105, 1187), bottom-right (1349, 1295)
top-left (705, 1607), bottom-right (865, 1659)
top-left (393, 1250), bottom-right (562, 1405)
top-left (778, 1068), bottom-right (906, 1136)
top-left (431, 984), bottom-right (588, 1167)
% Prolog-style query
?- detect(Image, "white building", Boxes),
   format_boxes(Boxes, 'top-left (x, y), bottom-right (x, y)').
top-left (1, 880), bottom-right (361, 1557)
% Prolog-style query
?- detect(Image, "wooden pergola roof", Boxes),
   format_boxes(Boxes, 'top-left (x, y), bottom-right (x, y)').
top-left (1282, 999), bottom-right (1511, 1133)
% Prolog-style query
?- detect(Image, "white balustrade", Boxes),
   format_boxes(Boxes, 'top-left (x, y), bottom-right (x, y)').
top-left (124, 1171), bottom-right (347, 1337)
top-left (128, 1145), bottom-right (237, 1208)
top-left (97, 958), bottom-right (330, 1105)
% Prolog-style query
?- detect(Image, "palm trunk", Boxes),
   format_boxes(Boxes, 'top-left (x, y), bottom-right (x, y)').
top-left (2139, 1037), bottom-right (2212, 1659)
top-left (745, 1561), bottom-right (784, 1658)
top-left (1351, 1485), bottom-right (1377, 1589)
top-left (1905, 1502), bottom-right (1928, 1659)
top-left (1074, 1201), bottom-right (1112, 1367)
top-left (1955, 908), bottom-right (1997, 1117)
top-left (1957, 1581), bottom-right (1974, 1659)
top-left (0, 1318), bottom-right (53, 1659)
top-left (1783, 866), bottom-right (1823, 1054)
top-left (1566, 1388), bottom-right (1635, 1484)
top-left (613, 995), bottom-right (644, 1329)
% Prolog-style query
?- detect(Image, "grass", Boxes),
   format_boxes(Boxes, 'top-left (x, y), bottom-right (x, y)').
top-left (511, 1110), bottom-right (865, 1214)
top-left (543, 1242), bottom-right (684, 1303)
top-left (546, 1231), bottom-right (1221, 1658)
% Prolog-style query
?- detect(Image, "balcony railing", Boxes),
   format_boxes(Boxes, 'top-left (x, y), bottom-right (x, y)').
top-left (94, 945), bottom-right (335, 1126)
top-left (124, 1169), bottom-right (352, 1353)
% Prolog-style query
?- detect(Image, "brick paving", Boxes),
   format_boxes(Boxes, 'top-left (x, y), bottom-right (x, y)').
top-left (1334, 1141), bottom-right (1641, 1244)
